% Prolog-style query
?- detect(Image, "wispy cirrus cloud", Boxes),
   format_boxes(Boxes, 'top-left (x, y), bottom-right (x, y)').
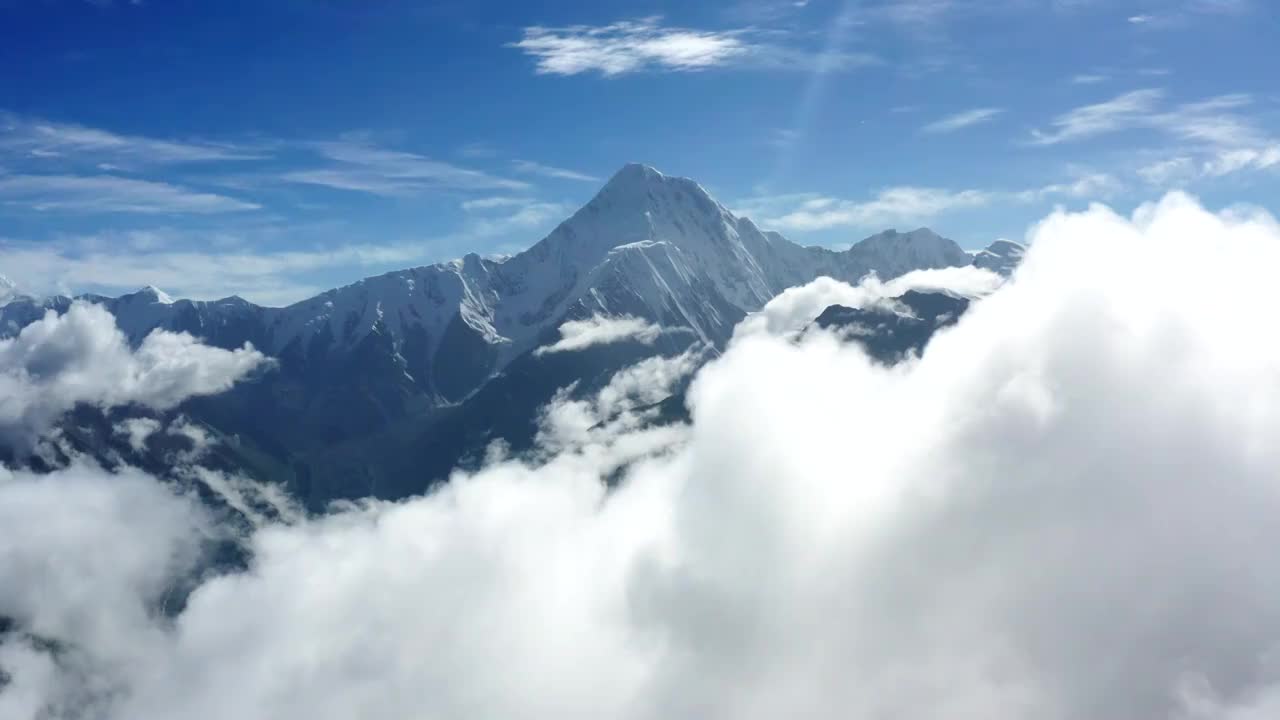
top-left (1032, 89), bottom-right (1279, 183)
top-left (737, 186), bottom-right (995, 232)
top-left (512, 159), bottom-right (600, 183)
top-left (0, 174), bottom-right (259, 214)
top-left (1031, 89), bottom-right (1266, 147)
top-left (736, 172), bottom-right (1123, 232)
top-left (1127, 0), bottom-right (1253, 28)
top-left (1070, 73), bottom-right (1109, 85)
top-left (1139, 146), bottom-right (1280, 186)
top-left (282, 140), bottom-right (530, 196)
top-left (1029, 88), bottom-right (1165, 145)
top-left (0, 231), bottom-right (433, 305)
top-left (921, 107), bottom-right (1003, 134)
top-left (509, 17), bottom-right (877, 77)
top-left (0, 112), bottom-right (266, 167)
top-left (460, 197), bottom-right (573, 238)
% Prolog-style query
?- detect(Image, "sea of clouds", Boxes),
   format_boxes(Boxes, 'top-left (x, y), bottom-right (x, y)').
top-left (4, 193), bottom-right (1280, 719)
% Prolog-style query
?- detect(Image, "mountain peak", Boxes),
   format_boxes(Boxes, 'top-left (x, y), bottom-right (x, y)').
top-left (972, 239), bottom-right (1026, 276)
top-left (125, 285), bottom-right (175, 304)
top-left (0, 274), bottom-right (17, 306)
top-left (604, 162), bottom-right (664, 188)
top-left (848, 227), bottom-right (972, 277)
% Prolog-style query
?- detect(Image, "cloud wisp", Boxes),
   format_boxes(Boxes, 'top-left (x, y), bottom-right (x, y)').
top-left (0, 112), bottom-right (266, 167)
top-left (9, 194), bottom-right (1280, 719)
top-left (920, 107), bottom-right (1004, 134)
top-left (282, 140), bottom-right (530, 197)
top-left (736, 186), bottom-right (996, 232)
top-left (0, 234), bottom-right (437, 306)
top-left (534, 314), bottom-right (663, 356)
top-left (734, 170), bottom-right (1125, 232)
top-left (512, 160), bottom-right (600, 183)
top-left (510, 17), bottom-right (877, 77)
top-left (0, 174), bottom-right (260, 215)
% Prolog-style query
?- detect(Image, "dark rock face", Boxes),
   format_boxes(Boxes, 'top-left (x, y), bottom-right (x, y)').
top-left (814, 290), bottom-right (971, 363)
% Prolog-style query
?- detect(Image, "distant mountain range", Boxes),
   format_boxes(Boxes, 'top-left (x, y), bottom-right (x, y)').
top-left (1, 164), bottom-right (1022, 508)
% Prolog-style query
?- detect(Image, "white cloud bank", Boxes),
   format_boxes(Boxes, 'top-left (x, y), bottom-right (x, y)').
top-left (0, 302), bottom-right (270, 450)
top-left (9, 194), bottom-right (1280, 719)
top-left (534, 314), bottom-right (663, 355)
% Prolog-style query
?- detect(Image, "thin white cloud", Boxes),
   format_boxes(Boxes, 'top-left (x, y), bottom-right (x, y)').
top-left (1127, 0), bottom-right (1253, 27)
top-left (0, 234), bottom-right (434, 305)
top-left (1202, 144), bottom-right (1280, 176)
top-left (457, 142), bottom-right (500, 159)
top-left (534, 314), bottom-right (663, 355)
top-left (1034, 90), bottom-right (1279, 183)
top-left (512, 160), bottom-right (600, 183)
top-left (0, 302), bottom-right (269, 450)
top-left (510, 17), bottom-right (877, 77)
top-left (1017, 171), bottom-right (1124, 201)
top-left (0, 174), bottom-right (259, 214)
top-left (1029, 88), bottom-right (1165, 145)
top-left (461, 196), bottom-right (535, 211)
top-left (464, 201), bottom-right (573, 238)
top-left (1070, 73), bottom-right (1109, 85)
top-left (0, 113), bottom-right (265, 166)
top-left (738, 172), bottom-right (1123, 232)
top-left (921, 107), bottom-right (1004, 134)
top-left (13, 195), bottom-right (1280, 720)
top-left (1138, 156), bottom-right (1198, 185)
top-left (512, 18), bottom-right (751, 76)
top-left (744, 186), bottom-right (995, 232)
top-left (283, 140), bottom-right (529, 196)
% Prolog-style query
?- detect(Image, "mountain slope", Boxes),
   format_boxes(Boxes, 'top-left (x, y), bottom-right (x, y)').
top-left (0, 163), bottom-right (1010, 503)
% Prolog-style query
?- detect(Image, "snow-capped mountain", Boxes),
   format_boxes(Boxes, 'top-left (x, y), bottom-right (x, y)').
top-left (971, 239), bottom-right (1026, 276)
top-left (1, 163), bottom-right (1016, 504)
top-left (0, 274), bottom-right (19, 308)
top-left (3, 164), bottom-right (978, 388)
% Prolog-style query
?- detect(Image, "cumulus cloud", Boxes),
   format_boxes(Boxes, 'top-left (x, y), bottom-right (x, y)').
top-left (734, 265), bottom-right (1003, 340)
top-left (0, 302), bottom-right (270, 451)
top-left (12, 195), bottom-right (1280, 719)
top-left (534, 314), bottom-right (663, 356)
top-left (0, 462), bottom-right (211, 720)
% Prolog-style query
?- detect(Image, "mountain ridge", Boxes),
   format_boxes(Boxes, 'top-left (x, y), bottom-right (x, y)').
top-left (0, 163), bottom-right (1023, 503)
top-left (1, 163), bottom-right (1001, 376)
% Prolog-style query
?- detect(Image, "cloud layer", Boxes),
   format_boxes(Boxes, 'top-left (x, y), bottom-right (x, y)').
top-left (0, 302), bottom-right (270, 450)
top-left (7, 195), bottom-right (1280, 719)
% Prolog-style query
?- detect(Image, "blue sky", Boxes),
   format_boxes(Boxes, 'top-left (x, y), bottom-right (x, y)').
top-left (0, 0), bottom-right (1276, 305)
